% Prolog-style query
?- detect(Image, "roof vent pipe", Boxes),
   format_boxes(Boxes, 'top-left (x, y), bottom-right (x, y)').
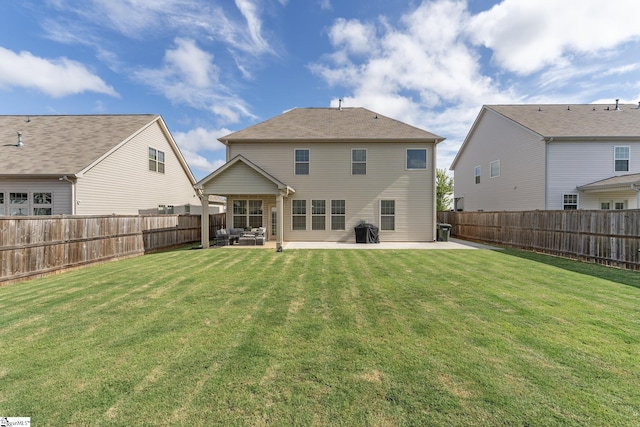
top-left (338, 98), bottom-right (342, 111)
top-left (637, 101), bottom-right (640, 109)
top-left (16, 131), bottom-right (23, 147)
top-left (615, 99), bottom-right (620, 110)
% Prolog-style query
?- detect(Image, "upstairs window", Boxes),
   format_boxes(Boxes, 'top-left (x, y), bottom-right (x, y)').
top-left (295, 149), bottom-right (309, 175)
top-left (149, 148), bottom-right (165, 173)
top-left (563, 194), bottom-right (578, 210)
top-left (614, 146), bottom-right (629, 172)
top-left (352, 149), bottom-right (367, 175)
top-left (490, 160), bottom-right (500, 178)
top-left (406, 149), bottom-right (427, 170)
top-left (474, 165), bottom-right (481, 184)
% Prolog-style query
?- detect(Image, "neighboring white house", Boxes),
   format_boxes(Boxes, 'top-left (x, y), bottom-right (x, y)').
top-left (195, 107), bottom-right (444, 248)
top-left (0, 115), bottom-right (200, 215)
top-left (451, 102), bottom-right (640, 211)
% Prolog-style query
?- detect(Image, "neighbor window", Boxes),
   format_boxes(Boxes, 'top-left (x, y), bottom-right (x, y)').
top-left (149, 148), bottom-right (165, 173)
top-left (380, 200), bottom-right (395, 230)
top-left (474, 165), bottom-right (481, 184)
top-left (352, 149), bottom-right (367, 175)
top-left (601, 202), bottom-right (611, 210)
top-left (167, 205), bottom-right (174, 214)
top-left (0, 192), bottom-right (4, 215)
top-left (406, 149), bottom-right (427, 170)
top-left (563, 194), bottom-right (578, 210)
top-left (292, 200), bottom-right (306, 230)
top-left (614, 146), bottom-right (629, 172)
top-left (158, 205), bottom-right (166, 214)
top-left (490, 160), bottom-right (500, 178)
top-left (615, 202), bottom-right (625, 210)
top-left (33, 192), bottom-right (52, 215)
top-left (331, 200), bottom-right (346, 230)
top-left (9, 192), bottom-right (28, 216)
top-left (312, 200), bottom-right (326, 230)
top-left (295, 149), bottom-right (310, 175)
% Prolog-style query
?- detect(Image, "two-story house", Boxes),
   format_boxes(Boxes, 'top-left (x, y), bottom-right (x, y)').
top-left (0, 114), bottom-right (200, 216)
top-left (195, 107), bottom-right (444, 248)
top-left (451, 102), bottom-right (640, 211)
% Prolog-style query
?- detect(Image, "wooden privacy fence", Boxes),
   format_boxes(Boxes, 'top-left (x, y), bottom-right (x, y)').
top-left (438, 210), bottom-right (640, 270)
top-left (0, 214), bottom-right (208, 285)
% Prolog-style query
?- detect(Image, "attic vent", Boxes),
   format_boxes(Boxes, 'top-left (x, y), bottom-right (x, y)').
top-left (16, 131), bottom-right (23, 147)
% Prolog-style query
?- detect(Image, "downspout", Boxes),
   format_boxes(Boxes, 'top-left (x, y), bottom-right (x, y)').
top-left (59, 175), bottom-right (77, 215)
top-left (543, 137), bottom-right (553, 209)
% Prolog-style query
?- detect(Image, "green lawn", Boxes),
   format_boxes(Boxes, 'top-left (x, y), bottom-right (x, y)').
top-left (1, 247), bottom-right (639, 426)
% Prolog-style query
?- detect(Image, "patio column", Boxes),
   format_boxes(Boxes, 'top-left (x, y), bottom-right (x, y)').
top-left (276, 193), bottom-right (284, 250)
top-left (200, 193), bottom-right (209, 249)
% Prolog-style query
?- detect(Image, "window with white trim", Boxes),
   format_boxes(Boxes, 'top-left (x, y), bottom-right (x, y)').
top-left (474, 165), bottom-right (481, 184)
top-left (0, 192), bottom-right (4, 215)
top-left (380, 200), bottom-right (395, 230)
top-left (295, 149), bottom-right (309, 175)
top-left (406, 149), bottom-right (427, 170)
top-left (563, 194), bottom-right (578, 210)
top-left (248, 200), bottom-right (263, 228)
top-left (33, 192), bottom-right (52, 215)
top-left (352, 149), bottom-right (367, 175)
top-left (312, 200), bottom-right (326, 230)
top-left (232, 200), bottom-right (263, 228)
top-left (490, 160), bottom-right (500, 178)
top-left (233, 200), bottom-right (247, 228)
top-left (292, 200), bottom-right (306, 230)
top-left (614, 146), bottom-right (629, 172)
top-left (331, 200), bottom-right (346, 230)
top-left (10, 192), bottom-right (29, 216)
top-left (149, 147), bottom-right (165, 173)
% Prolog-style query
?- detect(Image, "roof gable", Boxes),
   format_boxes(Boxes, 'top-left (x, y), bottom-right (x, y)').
top-left (219, 107), bottom-right (444, 143)
top-left (0, 114), bottom-right (161, 176)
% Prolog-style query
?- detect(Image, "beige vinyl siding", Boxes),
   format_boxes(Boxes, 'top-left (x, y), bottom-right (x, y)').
top-left (202, 162), bottom-right (281, 195)
top-left (0, 179), bottom-right (72, 215)
top-left (229, 141), bottom-right (436, 242)
top-left (547, 140), bottom-right (640, 209)
top-left (453, 109), bottom-right (546, 211)
top-left (76, 120), bottom-right (198, 215)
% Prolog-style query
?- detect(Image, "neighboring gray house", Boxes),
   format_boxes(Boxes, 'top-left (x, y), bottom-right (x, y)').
top-left (196, 107), bottom-right (444, 248)
top-left (0, 115), bottom-right (199, 215)
top-left (451, 102), bottom-right (640, 211)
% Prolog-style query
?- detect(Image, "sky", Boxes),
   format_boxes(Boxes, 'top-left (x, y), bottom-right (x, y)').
top-left (1, 0), bottom-right (640, 180)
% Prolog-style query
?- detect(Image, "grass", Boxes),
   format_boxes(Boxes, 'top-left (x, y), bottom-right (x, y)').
top-left (1, 247), bottom-right (639, 426)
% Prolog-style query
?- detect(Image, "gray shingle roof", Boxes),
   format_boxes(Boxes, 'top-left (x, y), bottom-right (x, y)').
top-left (487, 104), bottom-right (640, 138)
top-left (0, 114), bottom-right (159, 176)
top-left (219, 107), bottom-right (444, 142)
top-left (578, 173), bottom-right (640, 191)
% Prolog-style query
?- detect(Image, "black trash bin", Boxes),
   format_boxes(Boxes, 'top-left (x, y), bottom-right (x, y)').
top-left (354, 223), bottom-right (380, 243)
top-left (437, 223), bottom-right (452, 242)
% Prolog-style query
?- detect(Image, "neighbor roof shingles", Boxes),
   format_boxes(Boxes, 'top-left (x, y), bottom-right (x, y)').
top-left (0, 114), bottom-right (158, 176)
top-left (219, 107), bottom-right (444, 142)
top-left (487, 104), bottom-right (640, 138)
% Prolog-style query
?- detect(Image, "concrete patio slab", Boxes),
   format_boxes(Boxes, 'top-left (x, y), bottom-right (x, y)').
top-left (283, 238), bottom-right (498, 250)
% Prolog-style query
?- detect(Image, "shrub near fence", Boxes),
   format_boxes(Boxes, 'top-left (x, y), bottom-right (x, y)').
top-left (0, 214), bottom-right (205, 285)
top-left (438, 210), bottom-right (640, 270)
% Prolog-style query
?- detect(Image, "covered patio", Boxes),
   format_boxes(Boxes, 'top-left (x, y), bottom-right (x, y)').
top-left (195, 155), bottom-right (295, 250)
top-left (577, 173), bottom-right (640, 209)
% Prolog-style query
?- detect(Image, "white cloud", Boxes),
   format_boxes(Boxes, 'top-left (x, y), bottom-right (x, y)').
top-left (135, 38), bottom-right (254, 124)
top-left (467, 0), bottom-right (640, 75)
top-left (319, 0), bottom-right (332, 11)
top-left (235, 0), bottom-right (274, 55)
top-left (0, 46), bottom-right (117, 97)
top-left (173, 127), bottom-right (232, 174)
